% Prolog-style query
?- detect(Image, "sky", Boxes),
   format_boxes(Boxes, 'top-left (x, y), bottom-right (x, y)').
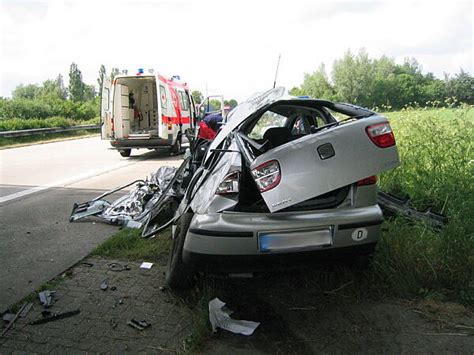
top-left (0, 0), bottom-right (472, 101)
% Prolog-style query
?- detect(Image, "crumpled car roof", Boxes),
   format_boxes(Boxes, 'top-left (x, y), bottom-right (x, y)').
top-left (206, 87), bottom-right (374, 163)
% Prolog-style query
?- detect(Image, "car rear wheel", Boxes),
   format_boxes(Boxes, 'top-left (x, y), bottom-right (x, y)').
top-left (119, 149), bottom-right (131, 157)
top-left (166, 212), bottom-right (195, 289)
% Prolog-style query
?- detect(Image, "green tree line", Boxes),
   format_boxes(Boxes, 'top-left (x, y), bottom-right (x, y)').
top-left (290, 49), bottom-right (474, 110)
top-left (0, 63), bottom-right (120, 121)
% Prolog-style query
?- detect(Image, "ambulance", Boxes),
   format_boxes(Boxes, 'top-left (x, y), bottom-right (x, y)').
top-left (100, 69), bottom-right (196, 157)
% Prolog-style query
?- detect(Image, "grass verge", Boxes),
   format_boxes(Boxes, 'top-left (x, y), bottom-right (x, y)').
top-left (90, 227), bottom-right (171, 261)
top-left (0, 130), bottom-right (100, 149)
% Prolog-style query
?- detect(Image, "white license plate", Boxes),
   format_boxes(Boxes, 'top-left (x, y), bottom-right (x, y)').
top-left (258, 228), bottom-right (333, 253)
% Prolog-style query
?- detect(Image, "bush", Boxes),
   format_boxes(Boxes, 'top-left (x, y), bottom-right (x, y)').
top-left (0, 97), bottom-right (99, 120)
top-left (0, 117), bottom-right (98, 131)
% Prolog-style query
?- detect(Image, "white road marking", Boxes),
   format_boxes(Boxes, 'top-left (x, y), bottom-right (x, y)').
top-left (0, 162), bottom-right (130, 204)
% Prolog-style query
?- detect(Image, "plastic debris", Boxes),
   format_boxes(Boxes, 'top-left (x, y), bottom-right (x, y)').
top-left (208, 298), bottom-right (260, 336)
top-left (127, 319), bottom-right (151, 331)
top-left (139, 262), bottom-right (154, 270)
top-left (38, 290), bottom-right (55, 308)
top-left (100, 279), bottom-right (108, 290)
top-left (108, 263), bottom-right (130, 272)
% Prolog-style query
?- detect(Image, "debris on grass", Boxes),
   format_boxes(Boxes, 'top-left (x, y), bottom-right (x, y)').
top-left (208, 298), bottom-right (260, 336)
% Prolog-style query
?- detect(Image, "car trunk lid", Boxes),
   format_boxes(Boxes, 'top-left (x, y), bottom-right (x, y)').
top-left (250, 115), bottom-right (400, 212)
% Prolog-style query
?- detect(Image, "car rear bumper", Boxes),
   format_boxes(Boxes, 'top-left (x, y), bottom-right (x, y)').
top-left (182, 205), bottom-right (384, 271)
top-left (110, 137), bottom-right (172, 149)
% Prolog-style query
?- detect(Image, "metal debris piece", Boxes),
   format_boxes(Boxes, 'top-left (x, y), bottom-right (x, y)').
top-left (2, 313), bottom-right (15, 323)
top-left (19, 303), bottom-right (33, 318)
top-left (38, 290), bottom-right (55, 308)
top-left (378, 191), bottom-right (448, 230)
top-left (69, 200), bottom-right (111, 222)
top-left (69, 166), bottom-right (186, 238)
top-left (1, 303), bottom-right (28, 337)
top-left (127, 319), bottom-right (151, 331)
top-left (30, 309), bottom-right (80, 325)
top-left (81, 262), bottom-right (94, 267)
top-left (100, 279), bottom-right (108, 290)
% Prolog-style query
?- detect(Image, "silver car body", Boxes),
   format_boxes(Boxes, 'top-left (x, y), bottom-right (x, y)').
top-left (181, 88), bottom-right (399, 269)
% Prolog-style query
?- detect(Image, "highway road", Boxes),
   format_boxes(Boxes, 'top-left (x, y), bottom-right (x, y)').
top-left (0, 137), bottom-right (182, 312)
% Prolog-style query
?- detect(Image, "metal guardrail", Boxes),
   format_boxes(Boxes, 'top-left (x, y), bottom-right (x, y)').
top-left (0, 124), bottom-right (100, 138)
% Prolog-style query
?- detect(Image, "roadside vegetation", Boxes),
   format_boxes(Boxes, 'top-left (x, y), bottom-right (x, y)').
top-left (0, 129), bottom-right (100, 149)
top-left (376, 105), bottom-right (474, 303)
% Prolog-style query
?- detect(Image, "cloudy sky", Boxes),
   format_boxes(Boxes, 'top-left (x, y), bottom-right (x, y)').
top-left (0, 0), bottom-right (472, 101)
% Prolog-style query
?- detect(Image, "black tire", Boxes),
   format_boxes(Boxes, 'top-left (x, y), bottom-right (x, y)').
top-left (119, 149), bottom-right (131, 157)
top-left (166, 212), bottom-right (195, 289)
top-left (169, 134), bottom-right (182, 155)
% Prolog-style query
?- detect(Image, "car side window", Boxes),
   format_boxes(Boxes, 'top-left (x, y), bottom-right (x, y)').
top-left (248, 111), bottom-right (288, 139)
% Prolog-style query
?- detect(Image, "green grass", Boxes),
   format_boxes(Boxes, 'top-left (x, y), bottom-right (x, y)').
top-left (0, 129), bottom-right (100, 148)
top-left (0, 116), bottom-right (99, 131)
top-left (375, 105), bottom-right (474, 303)
top-left (91, 227), bottom-right (171, 261)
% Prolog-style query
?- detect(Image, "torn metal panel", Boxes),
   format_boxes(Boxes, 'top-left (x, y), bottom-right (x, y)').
top-left (377, 191), bottom-right (448, 230)
top-left (69, 166), bottom-right (180, 227)
top-left (69, 200), bottom-right (111, 222)
top-left (190, 143), bottom-right (241, 214)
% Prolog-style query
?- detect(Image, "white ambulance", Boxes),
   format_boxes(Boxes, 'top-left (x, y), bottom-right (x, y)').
top-left (101, 69), bottom-right (196, 157)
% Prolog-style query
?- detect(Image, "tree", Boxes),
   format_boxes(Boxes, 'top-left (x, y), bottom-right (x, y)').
top-left (97, 64), bottom-right (106, 95)
top-left (12, 84), bottom-right (41, 99)
top-left (68, 62), bottom-right (85, 102)
top-left (41, 74), bottom-right (67, 100)
top-left (445, 69), bottom-right (474, 104)
top-left (110, 68), bottom-right (120, 81)
top-left (83, 84), bottom-right (96, 101)
top-left (225, 99), bottom-right (238, 109)
top-left (192, 90), bottom-right (203, 104)
top-left (294, 64), bottom-right (335, 99)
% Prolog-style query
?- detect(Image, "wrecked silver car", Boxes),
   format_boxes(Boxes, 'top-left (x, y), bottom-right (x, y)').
top-left (166, 87), bottom-right (400, 288)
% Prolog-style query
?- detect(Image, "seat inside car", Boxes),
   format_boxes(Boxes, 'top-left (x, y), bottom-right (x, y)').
top-left (263, 127), bottom-right (292, 148)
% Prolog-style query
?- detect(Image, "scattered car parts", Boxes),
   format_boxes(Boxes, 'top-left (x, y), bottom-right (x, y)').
top-left (127, 319), bottom-right (151, 331)
top-left (70, 163), bottom-right (188, 238)
top-left (378, 191), bottom-right (448, 230)
top-left (30, 309), bottom-right (80, 325)
top-left (38, 290), bottom-right (55, 308)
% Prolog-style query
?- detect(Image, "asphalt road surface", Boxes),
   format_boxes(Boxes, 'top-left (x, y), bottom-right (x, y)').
top-left (0, 137), bottom-right (182, 312)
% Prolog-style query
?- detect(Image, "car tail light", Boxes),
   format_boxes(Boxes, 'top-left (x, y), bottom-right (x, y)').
top-left (357, 175), bottom-right (378, 186)
top-left (111, 117), bottom-right (114, 132)
top-left (366, 122), bottom-right (395, 148)
top-left (251, 160), bottom-right (281, 192)
top-left (216, 171), bottom-right (240, 195)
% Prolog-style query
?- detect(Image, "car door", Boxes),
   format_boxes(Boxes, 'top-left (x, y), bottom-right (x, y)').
top-left (250, 115), bottom-right (400, 212)
top-left (100, 75), bottom-right (112, 139)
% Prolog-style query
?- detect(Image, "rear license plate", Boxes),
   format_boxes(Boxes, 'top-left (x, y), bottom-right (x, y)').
top-left (258, 228), bottom-right (333, 253)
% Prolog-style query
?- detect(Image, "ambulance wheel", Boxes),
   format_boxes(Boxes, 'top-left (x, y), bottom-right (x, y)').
top-left (166, 212), bottom-right (195, 290)
top-left (170, 135), bottom-right (182, 155)
top-left (119, 149), bottom-right (131, 157)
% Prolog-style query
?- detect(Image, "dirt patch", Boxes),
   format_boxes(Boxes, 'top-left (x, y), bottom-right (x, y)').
top-left (198, 272), bottom-right (474, 354)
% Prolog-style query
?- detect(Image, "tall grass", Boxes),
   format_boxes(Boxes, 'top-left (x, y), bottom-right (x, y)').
top-left (376, 105), bottom-right (474, 302)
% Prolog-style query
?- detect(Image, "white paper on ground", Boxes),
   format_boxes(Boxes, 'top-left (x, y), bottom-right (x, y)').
top-left (139, 262), bottom-right (154, 269)
top-left (208, 298), bottom-right (260, 336)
